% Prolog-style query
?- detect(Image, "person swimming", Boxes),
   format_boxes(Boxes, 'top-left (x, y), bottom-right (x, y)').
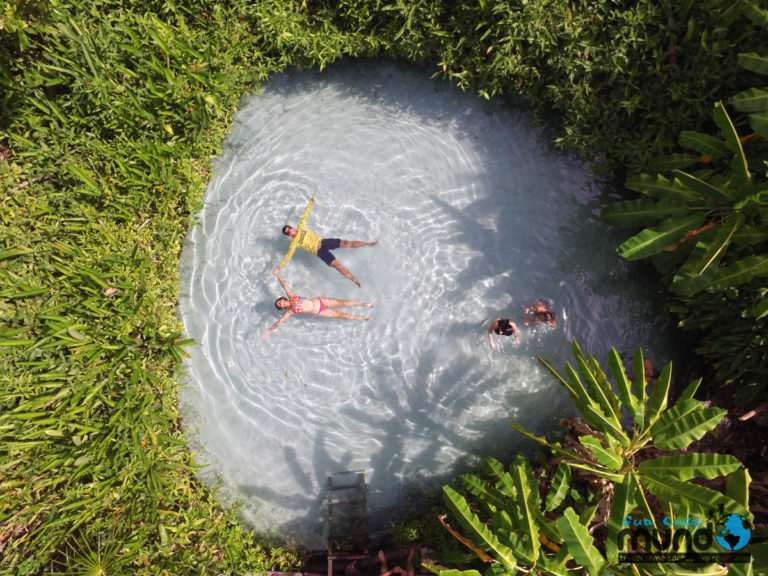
top-left (487, 318), bottom-right (520, 350)
top-left (524, 299), bottom-right (557, 327)
top-left (276, 195), bottom-right (378, 287)
top-left (262, 268), bottom-right (373, 338)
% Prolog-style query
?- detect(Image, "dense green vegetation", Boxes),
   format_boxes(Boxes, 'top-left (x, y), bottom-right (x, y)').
top-left (437, 343), bottom-right (756, 576)
top-left (1, 0), bottom-right (766, 573)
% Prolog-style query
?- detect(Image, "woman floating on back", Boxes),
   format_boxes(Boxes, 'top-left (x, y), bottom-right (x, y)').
top-left (262, 268), bottom-right (373, 339)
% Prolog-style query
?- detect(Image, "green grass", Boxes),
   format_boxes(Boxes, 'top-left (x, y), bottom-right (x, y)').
top-left (1, 0), bottom-right (766, 573)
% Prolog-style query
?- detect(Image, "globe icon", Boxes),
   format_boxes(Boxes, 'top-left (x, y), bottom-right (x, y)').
top-left (714, 514), bottom-right (751, 551)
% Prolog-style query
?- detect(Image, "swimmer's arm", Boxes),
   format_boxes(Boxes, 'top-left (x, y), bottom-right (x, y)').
top-left (511, 321), bottom-right (521, 345)
top-left (276, 243), bottom-right (297, 270)
top-left (296, 195), bottom-right (315, 230)
top-left (262, 310), bottom-right (291, 339)
top-left (488, 320), bottom-right (499, 350)
top-left (272, 268), bottom-right (293, 297)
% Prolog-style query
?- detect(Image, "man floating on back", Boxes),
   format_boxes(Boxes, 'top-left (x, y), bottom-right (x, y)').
top-left (276, 194), bottom-right (377, 287)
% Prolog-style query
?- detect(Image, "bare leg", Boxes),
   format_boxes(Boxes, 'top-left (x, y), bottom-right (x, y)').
top-left (319, 309), bottom-right (371, 321)
top-left (319, 297), bottom-right (373, 308)
top-left (331, 259), bottom-right (362, 287)
top-left (340, 240), bottom-right (378, 248)
top-left (379, 550), bottom-right (389, 576)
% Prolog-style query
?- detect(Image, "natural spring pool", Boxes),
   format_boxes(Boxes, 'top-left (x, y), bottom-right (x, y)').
top-left (177, 60), bottom-right (679, 546)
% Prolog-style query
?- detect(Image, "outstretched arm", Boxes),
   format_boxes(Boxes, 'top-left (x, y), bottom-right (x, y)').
top-left (262, 310), bottom-right (292, 339)
top-left (272, 268), bottom-right (293, 297)
top-left (276, 196), bottom-right (315, 270)
top-left (488, 320), bottom-right (499, 350)
top-left (511, 321), bottom-right (521, 346)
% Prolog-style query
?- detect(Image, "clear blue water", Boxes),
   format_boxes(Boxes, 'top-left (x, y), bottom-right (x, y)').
top-left (178, 60), bottom-right (679, 546)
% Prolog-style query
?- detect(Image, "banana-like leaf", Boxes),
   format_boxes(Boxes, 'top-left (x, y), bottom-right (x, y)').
top-left (631, 350), bottom-right (647, 428)
top-left (731, 87), bottom-right (768, 113)
top-left (442, 486), bottom-right (516, 570)
top-left (714, 103), bottom-right (751, 189)
top-left (461, 473), bottom-right (509, 512)
top-left (707, 254), bottom-right (768, 291)
top-left (625, 173), bottom-right (703, 202)
top-left (567, 461), bottom-right (625, 483)
top-left (511, 464), bottom-right (540, 562)
top-left (645, 361), bottom-right (672, 429)
top-left (638, 454), bottom-right (742, 481)
top-left (753, 298), bottom-right (768, 320)
top-left (671, 213), bottom-right (744, 296)
top-left (605, 474), bottom-right (637, 564)
top-left (617, 213), bottom-right (707, 260)
top-left (578, 436), bottom-right (623, 470)
top-left (538, 356), bottom-right (592, 410)
top-left (544, 463), bottom-right (571, 512)
top-left (727, 560), bottom-right (754, 576)
top-left (483, 458), bottom-right (517, 500)
top-left (674, 169), bottom-right (734, 203)
top-left (647, 153), bottom-right (700, 172)
top-left (601, 198), bottom-right (689, 228)
top-left (726, 468), bottom-right (751, 510)
top-left (555, 508), bottom-right (605, 576)
top-left (575, 348), bottom-right (622, 429)
top-left (748, 112), bottom-right (768, 138)
top-left (641, 473), bottom-right (751, 520)
top-left (679, 131), bottom-right (730, 159)
top-left (608, 348), bottom-right (637, 421)
top-left (676, 378), bottom-right (701, 403)
top-left (738, 52), bottom-right (768, 76)
top-left (649, 399), bottom-right (726, 451)
top-left (733, 182), bottom-right (768, 210)
top-left (437, 571), bottom-right (482, 576)
top-left (508, 423), bottom-right (592, 467)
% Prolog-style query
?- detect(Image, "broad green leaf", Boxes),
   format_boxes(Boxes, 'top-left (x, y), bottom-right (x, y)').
top-left (714, 102), bottom-right (751, 188)
top-left (676, 378), bottom-right (702, 403)
top-left (708, 255), bottom-right (768, 291)
top-left (578, 436), bottom-right (623, 470)
top-left (511, 464), bottom-right (539, 561)
top-left (679, 131), bottom-right (730, 159)
top-left (650, 399), bottom-right (726, 451)
top-left (443, 486), bottom-right (517, 571)
top-left (605, 475), bottom-right (636, 564)
top-left (645, 361), bottom-right (672, 428)
top-left (608, 348), bottom-right (637, 420)
top-left (575, 345), bottom-right (622, 427)
top-left (461, 474), bottom-right (509, 512)
top-left (727, 560), bottom-right (753, 576)
top-left (726, 468), bottom-right (751, 510)
top-left (617, 213), bottom-right (707, 260)
top-left (555, 508), bottom-right (605, 576)
top-left (641, 473), bottom-right (750, 520)
top-left (673, 169), bottom-right (734, 203)
top-left (733, 225), bottom-right (768, 246)
top-left (625, 173), bottom-right (703, 202)
top-left (738, 52), bottom-right (768, 76)
top-left (748, 112), bottom-right (768, 138)
top-left (538, 356), bottom-right (592, 411)
top-left (672, 213), bottom-right (744, 296)
top-left (733, 182), bottom-right (768, 210)
top-left (601, 198), bottom-right (689, 228)
top-left (638, 454), bottom-right (742, 480)
top-left (731, 87), bottom-right (768, 113)
top-left (753, 298), bottom-right (768, 320)
top-left (544, 463), bottom-right (570, 512)
top-left (567, 462), bottom-right (625, 483)
top-left (631, 349), bottom-right (647, 428)
top-left (437, 570), bottom-right (482, 576)
top-left (483, 458), bottom-right (517, 499)
top-left (647, 153), bottom-right (700, 172)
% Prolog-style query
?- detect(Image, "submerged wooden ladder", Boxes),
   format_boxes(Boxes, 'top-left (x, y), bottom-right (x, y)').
top-left (327, 470), bottom-right (369, 576)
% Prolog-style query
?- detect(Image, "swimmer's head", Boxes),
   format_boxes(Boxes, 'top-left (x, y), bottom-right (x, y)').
top-left (282, 225), bottom-right (296, 237)
top-left (275, 297), bottom-right (289, 310)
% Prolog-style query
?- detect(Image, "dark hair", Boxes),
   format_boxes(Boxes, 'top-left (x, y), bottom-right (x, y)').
top-left (282, 225), bottom-right (292, 236)
top-left (275, 297), bottom-right (289, 309)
